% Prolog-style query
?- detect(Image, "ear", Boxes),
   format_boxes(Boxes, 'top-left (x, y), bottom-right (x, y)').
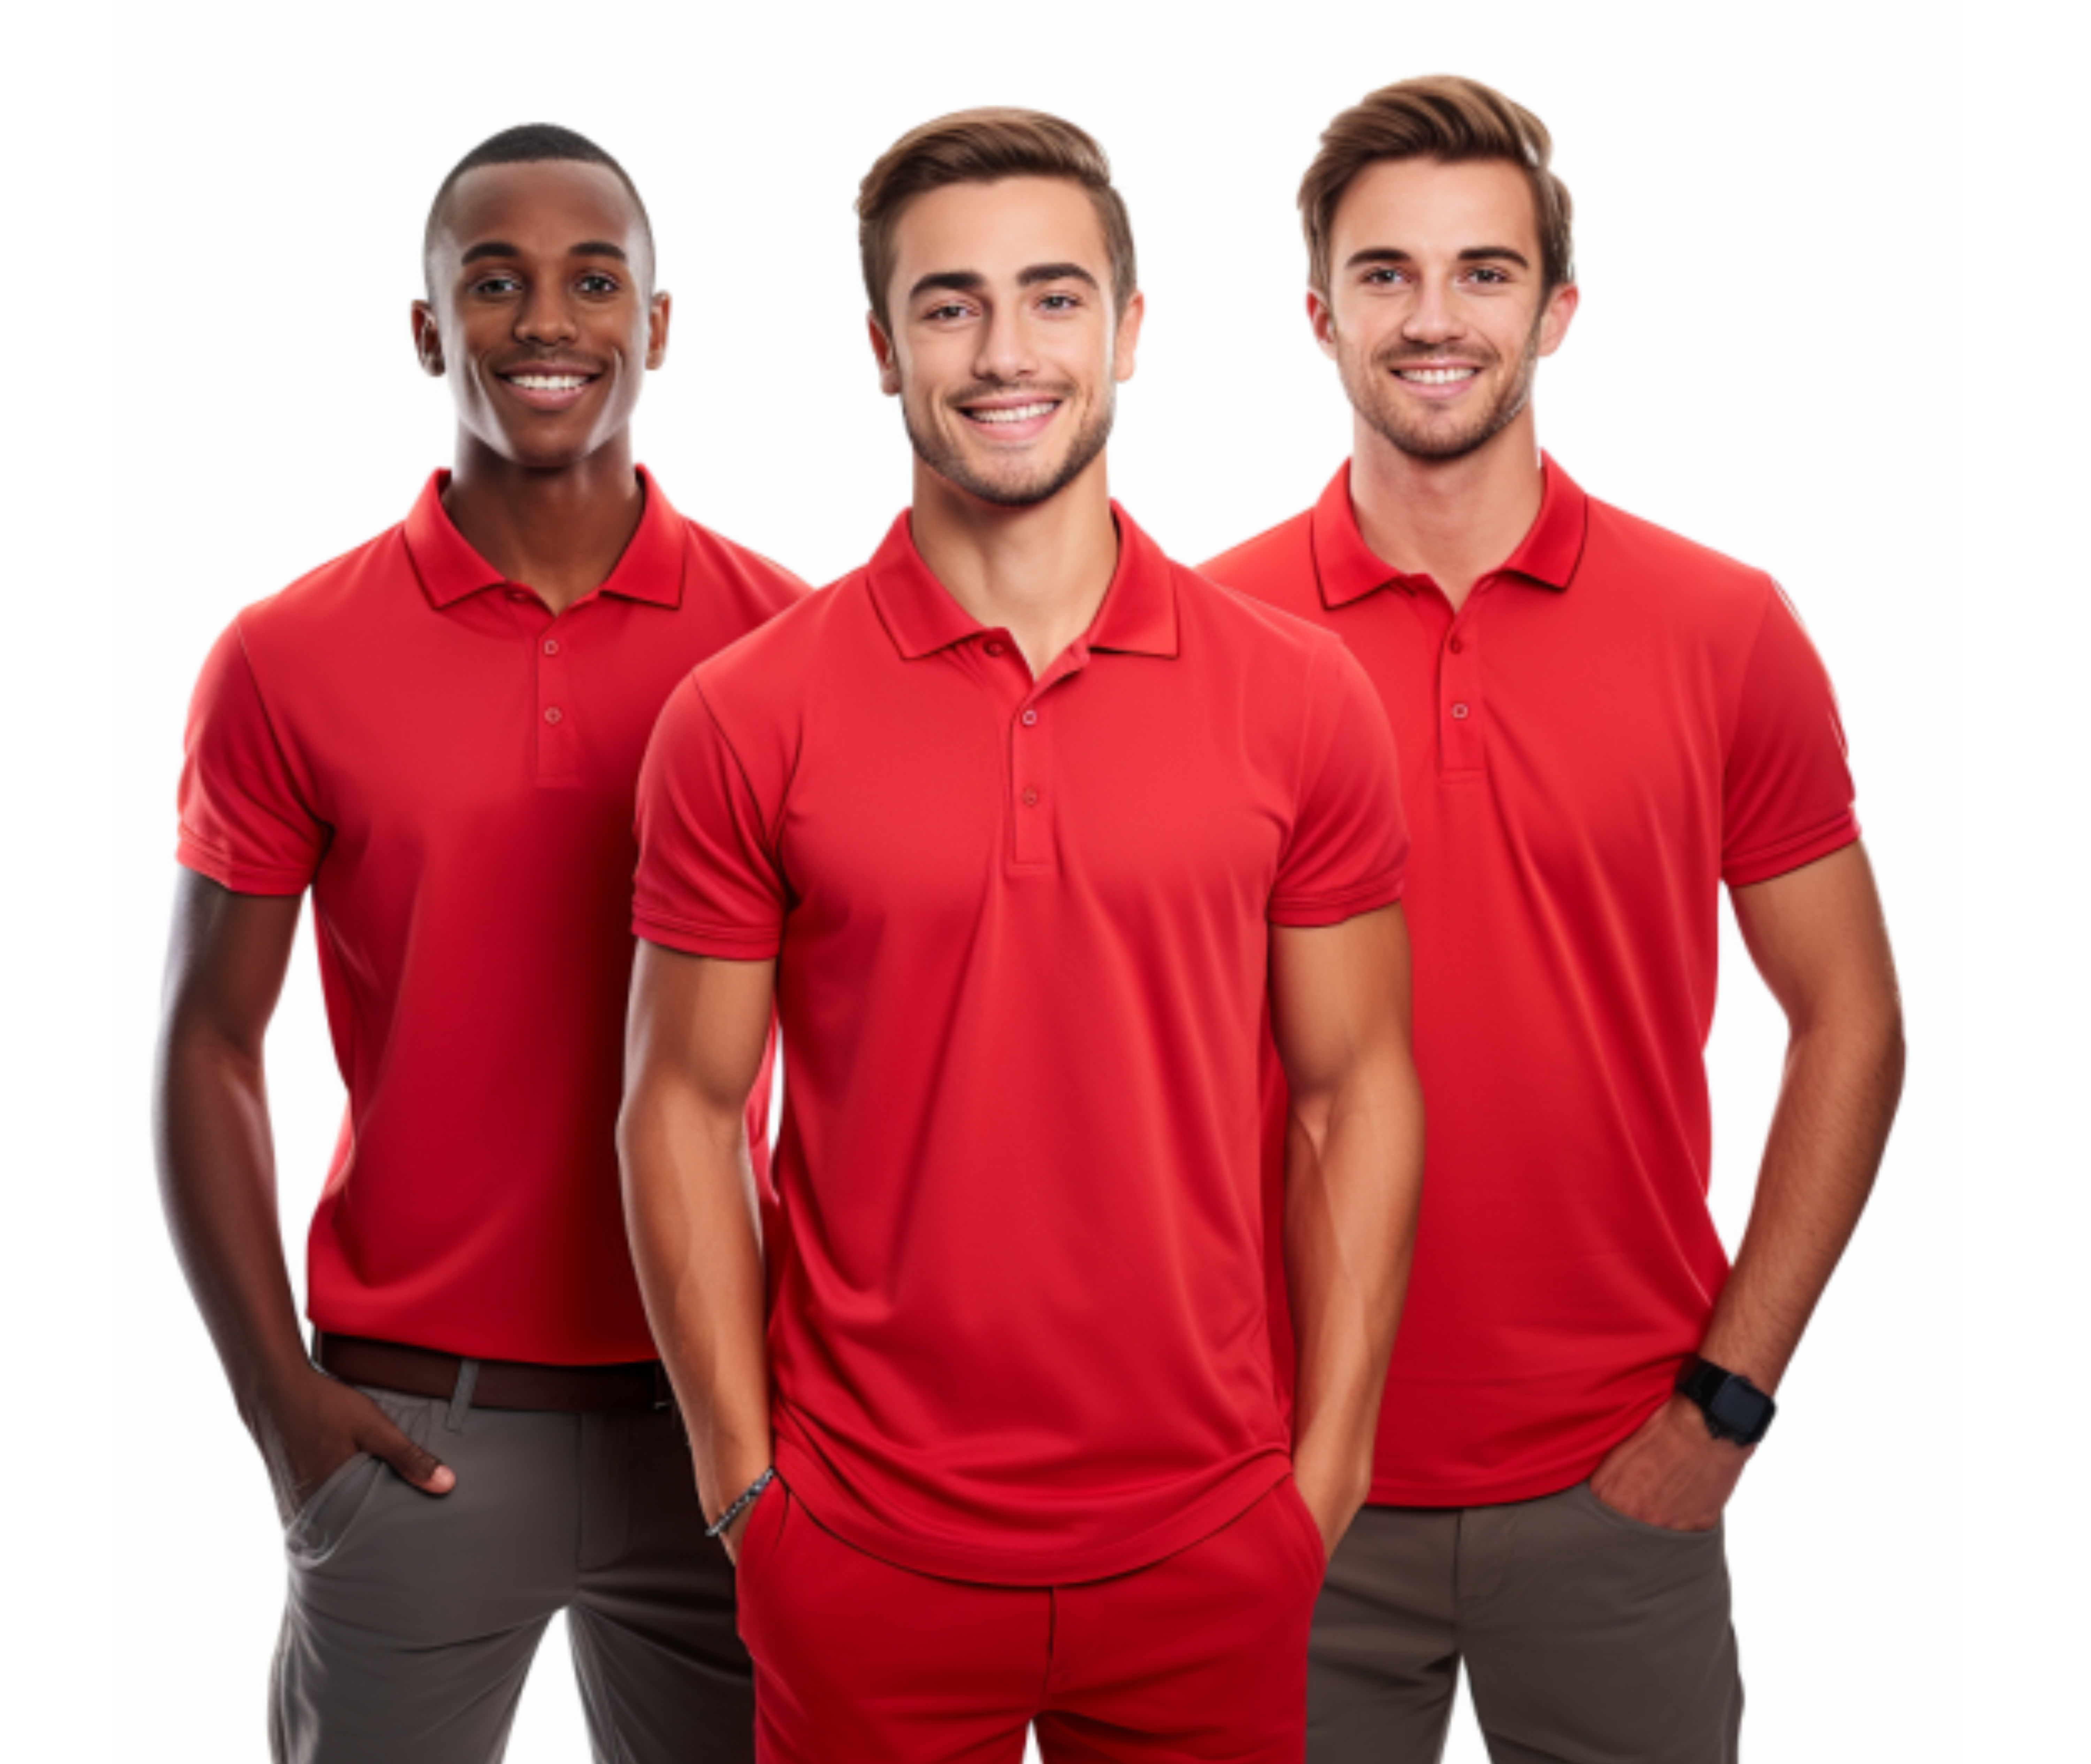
top-left (1307, 288), bottom-right (1340, 362)
top-left (1536, 280), bottom-right (1579, 359)
top-left (868, 312), bottom-right (901, 398)
top-left (646, 290), bottom-right (673, 370)
top-left (411, 300), bottom-right (445, 378)
top-left (1112, 288), bottom-right (1145, 384)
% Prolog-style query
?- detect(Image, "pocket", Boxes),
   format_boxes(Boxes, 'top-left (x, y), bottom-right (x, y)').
top-left (1275, 1477), bottom-right (1331, 1589)
top-left (283, 1451), bottom-right (382, 1560)
top-left (1572, 1479), bottom-right (1721, 1541)
top-left (734, 1475), bottom-right (791, 1589)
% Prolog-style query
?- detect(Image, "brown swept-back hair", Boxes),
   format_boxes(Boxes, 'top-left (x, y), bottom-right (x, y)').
top-left (1300, 76), bottom-right (1574, 298)
top-left (856, 107), bottom-right (1138, 329)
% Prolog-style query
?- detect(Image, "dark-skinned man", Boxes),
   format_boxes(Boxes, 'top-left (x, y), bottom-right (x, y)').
top-left (155, 124), bottom-right (801, 1764)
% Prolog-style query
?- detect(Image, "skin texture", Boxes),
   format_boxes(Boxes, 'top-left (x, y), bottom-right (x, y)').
top-left (414, 159), bottom-right (671, 611)
top-left (1315, 153), bottom-right (1906, 1531)
top-left (622, 172), bottom-right (1422, 1559)
top-left (1311, 156), bottom-right (1578, 607)
top-left (867, 175), bottom-right (1143, 675)
top-left (1589, 843), bottom-right (1904, 1529)
top-left (154, 156), bottom-right (667, 1519)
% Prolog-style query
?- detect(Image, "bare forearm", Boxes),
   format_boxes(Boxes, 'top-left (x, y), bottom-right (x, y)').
top-left (1701, 1007), bottom-right (1905, 1392)
top-left (154, 1024), bottom-right (310, 1417)
top-left (1284, 1062), bottom-right (1425, 1500)
top-left (621, 1091), bottom-right (771, 1521)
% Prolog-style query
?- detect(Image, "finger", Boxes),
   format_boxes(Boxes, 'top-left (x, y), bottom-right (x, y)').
top-left (363, 1416), bottom-right (455, 1495)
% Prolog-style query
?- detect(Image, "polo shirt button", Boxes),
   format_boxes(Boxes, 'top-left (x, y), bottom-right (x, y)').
top-left (1021, 709), bottom-right (1039, 727)
top-left (1450, 703), bottom-right (1470, 720)
top-left (986, 641), bottom-right (1005, 657)
top-left (1448, 636), bottom-right (1463, 653)
top-left (544, 707), bottom-right (564, 725)
top-left (1022, 788), bottom-right (1039, 806)
top-left (508, 590), bottom-right (529, 602)
top-left (543, 639), bottom-right (560, 656)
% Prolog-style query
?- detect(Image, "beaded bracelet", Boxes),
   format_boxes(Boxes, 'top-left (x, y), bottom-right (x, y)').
top-left (705, 1466), bottom-right (776, 1539)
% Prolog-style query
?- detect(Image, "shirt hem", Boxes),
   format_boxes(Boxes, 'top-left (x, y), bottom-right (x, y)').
top-left (1723, 812), bottom-right (1860, 889)
top-left (1365, 1386), bottom-right (1676, 1509)
top-left (631, 911), bottom-right (782, 960)
top-left (176, 839), bottom-right (312, 897)
top-left (1269, 874), bottom-right (1405, 929)
top-left (773, 1438), bottom-right (1293, 1586)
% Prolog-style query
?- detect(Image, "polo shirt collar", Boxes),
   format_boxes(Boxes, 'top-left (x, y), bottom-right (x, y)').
top-left (1310, 452), bottom-right (1589, 608)
top-left (404, 465), bottom-right (685, 610)
top-left (866, 502), bottom-right (1180, 661)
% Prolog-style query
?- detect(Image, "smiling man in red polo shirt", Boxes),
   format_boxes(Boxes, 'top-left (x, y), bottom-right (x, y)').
top-left (620, 109), bottom-right (1425, 1763)
top-left (154, 126), bottom-right (801, 1763)
top-left (1200, 77), bottom-right (1907, 1763)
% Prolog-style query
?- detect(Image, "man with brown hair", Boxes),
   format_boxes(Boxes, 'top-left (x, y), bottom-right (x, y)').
top-left (619, 108), bottom-right (1426, 1762)
top-left (1202, 76), bottom-right (1905, 1763)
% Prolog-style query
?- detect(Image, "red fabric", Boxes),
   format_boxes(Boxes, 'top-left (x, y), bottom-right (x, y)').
top-left (1202, 457), bottom-right (1859, 1505)
top-left (735, 1475), bottom-right (1324, 1763)
top-left (634, 507), bottom-right (1406, 1582)
top-left (176, 470), bottom-right (802, 1363)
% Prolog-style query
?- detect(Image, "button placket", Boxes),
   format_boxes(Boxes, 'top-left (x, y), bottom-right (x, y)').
top-left (1011, 687), bottom-right (1055, 867)
top-left (534, 602), bottom-right (579, 783)
top-left (1440, 600), bottom-right (1487, 776)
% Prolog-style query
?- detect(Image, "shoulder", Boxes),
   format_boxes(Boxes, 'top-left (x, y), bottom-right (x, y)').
top-left (1176, 560), bottom-right (1347, 671)
top-left (678, 515), bottom-right (811, 616)
top-left (691, 567), bottom-right (873, 725)
top-left (210, 525), bottom-right (406, 680)
top-left (1583, 496), bottom-right (1780, 627)
top-left (1197, 507), bottom-right (1318, 603)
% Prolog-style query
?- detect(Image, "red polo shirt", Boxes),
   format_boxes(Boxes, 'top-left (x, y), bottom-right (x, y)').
top-left (633, 507), bottom-right (1407, 1583)
top-left (176, 469), bottom-right (802, 1364)
top-left (1202, 457), bottom-right (1859, 1505)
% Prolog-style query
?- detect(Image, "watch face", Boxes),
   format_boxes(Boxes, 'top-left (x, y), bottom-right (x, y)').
top-left (1708, 1378), bottom-right (1772, 1439)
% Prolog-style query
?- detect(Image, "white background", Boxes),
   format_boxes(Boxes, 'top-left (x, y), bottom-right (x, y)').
top-left (10, 1), bottom-right (2077, 1759)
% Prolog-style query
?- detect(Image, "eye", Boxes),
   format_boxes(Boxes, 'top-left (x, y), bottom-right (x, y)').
top-left (471, 274), bottom-right (522, 296)
top-left (577, 272), bottom-right (620, 295)
top-left (1361, 266), bottom-right (1409, 287)
top-left (1037, 292), bottom-right (1081, 312)
top-left (1465, 266), bottom-right (1510, 286)
top-left (923, 302), bottom-right (972, 322)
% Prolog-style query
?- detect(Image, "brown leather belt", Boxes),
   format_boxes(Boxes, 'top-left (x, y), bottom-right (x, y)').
top-left (314, 1332), bottom-right (672, 1413)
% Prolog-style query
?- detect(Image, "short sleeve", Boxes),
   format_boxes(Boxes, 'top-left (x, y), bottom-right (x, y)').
top-left (633, 676), bottom-right (788, 958)
top-left (1721, 583), bottom-right (1860, 888)
top-left (176, 621), bottom-right (325, 895)
top-left (1270, 639), bottom-right (1409, 926)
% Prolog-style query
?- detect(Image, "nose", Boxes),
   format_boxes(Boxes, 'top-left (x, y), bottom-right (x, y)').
top-left (1401, 276), bottom-right (1463, 348)
top-left (972, 303), bottom-right (1037, 385)
top-left (516, 282), bottom-right (579, 347)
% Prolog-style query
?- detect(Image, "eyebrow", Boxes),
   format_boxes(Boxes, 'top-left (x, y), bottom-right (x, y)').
top-left (1342, 245), bottom-right (1531, 271)
top-left (459, 239), bottom-right (630, 266)
top-left (907, 262), bottom-right (1103, 303)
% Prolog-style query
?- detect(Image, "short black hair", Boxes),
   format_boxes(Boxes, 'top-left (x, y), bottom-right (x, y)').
top-left (423, 123), bottom-right (655, 288)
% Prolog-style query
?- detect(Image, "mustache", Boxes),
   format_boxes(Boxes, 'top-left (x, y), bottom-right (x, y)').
top-left (1371, 346), bottom-right (1496, 370)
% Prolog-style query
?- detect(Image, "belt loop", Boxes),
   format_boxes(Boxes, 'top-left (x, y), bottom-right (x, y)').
top-left (447, 1357), bottom-right (480, 1433)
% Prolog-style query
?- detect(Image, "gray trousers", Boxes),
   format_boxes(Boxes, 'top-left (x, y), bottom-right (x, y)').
top-left (272, 1381), bottom-right (751, 1764)
top-left (1309, 1482), bottom-right (1741, 1764)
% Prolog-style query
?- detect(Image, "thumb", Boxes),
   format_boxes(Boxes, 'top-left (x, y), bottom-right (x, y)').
top-left (363, 1414), bottom-right (456, 1495)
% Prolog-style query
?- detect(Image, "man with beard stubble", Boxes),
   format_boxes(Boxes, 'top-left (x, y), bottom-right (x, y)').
top-left (156, 125), bottom-right (801, 1762)
top-left (1201, 77), bottom-right (1906, 1763)
top-left (619, 108), bottom-right (1426, 1762)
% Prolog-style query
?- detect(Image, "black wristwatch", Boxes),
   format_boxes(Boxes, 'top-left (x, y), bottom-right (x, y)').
top-left (1676, 1358), bottom-right (1776, 1447)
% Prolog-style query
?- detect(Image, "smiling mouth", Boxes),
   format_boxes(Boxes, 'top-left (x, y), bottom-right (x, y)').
top-left (962, 399), bottom-right (1062, 428)
top-left (502, 372), bottom-right (597, 392)
top-left (1394, 366), bottom-right (1480, 386)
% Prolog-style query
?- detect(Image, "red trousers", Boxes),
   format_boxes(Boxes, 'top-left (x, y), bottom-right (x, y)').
top-left (736, 1476), bottom-right (1326, 1763)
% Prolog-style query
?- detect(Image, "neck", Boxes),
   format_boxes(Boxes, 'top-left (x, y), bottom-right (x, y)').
top-left (1348, 408), bottom-right (1544, 610)
top-left (910, 454), bottom-right (1120, 677)
top-left (443, 430), bottom-right (645, 615)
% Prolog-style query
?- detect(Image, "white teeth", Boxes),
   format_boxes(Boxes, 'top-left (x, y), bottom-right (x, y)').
top-left (508, 374), bottom-right (589, 391)
top-left (1397, 367), bottom-right (1477, 385)
top-left (967, 401), bottom-right (1058, 424)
